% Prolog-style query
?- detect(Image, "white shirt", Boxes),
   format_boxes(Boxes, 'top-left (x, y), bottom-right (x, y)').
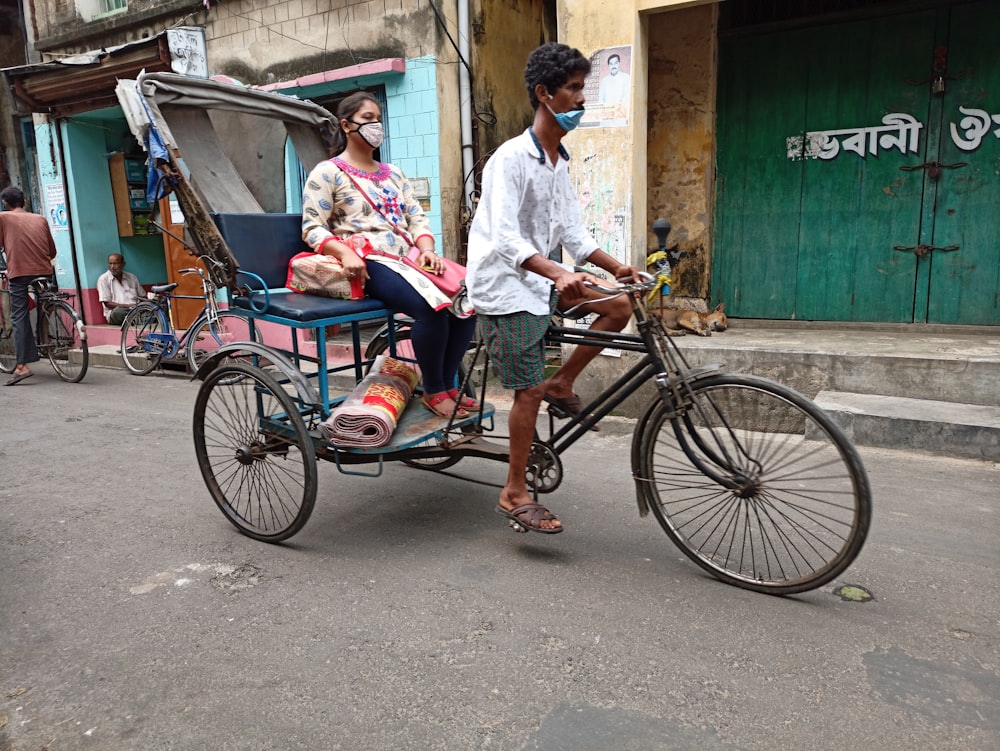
top-left (97, 269), bottom-right (144, 322)
top-left (466, 130), bottom-right (598, 316)
top-left (599, 72), bottom-right (630, 104)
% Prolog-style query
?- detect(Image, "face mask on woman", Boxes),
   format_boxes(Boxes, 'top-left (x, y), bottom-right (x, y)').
top-left (347, 120), bottom-right (385, 149)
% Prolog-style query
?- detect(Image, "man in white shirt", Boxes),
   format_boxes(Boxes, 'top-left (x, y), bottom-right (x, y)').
top-left (598, 53), bottom-right (630, 104)
top-left (97, 253), bottom-right (145, 325)
top-left (467, 42), bottom-right (641, 535)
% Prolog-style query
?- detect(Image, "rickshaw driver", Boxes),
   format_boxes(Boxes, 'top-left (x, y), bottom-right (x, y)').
top-left (466, 42), bottom-right (643, 535)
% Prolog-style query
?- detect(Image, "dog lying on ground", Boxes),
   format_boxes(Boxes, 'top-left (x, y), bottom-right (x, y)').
top-left (650, 302), bottom-right (728, 336)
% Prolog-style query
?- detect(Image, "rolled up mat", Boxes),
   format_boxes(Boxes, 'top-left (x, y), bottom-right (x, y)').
top-left (321, 355), bottom-right (421, 448)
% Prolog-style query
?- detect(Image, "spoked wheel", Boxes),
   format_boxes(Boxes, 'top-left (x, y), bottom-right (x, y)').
top-left (0, 286), bottom-right (14, 374)
top-left (364, 323), bottom-right (480, 471)
top-left (186, 311), bottom-right (264, 373)
top-left (44, 301), bottom-right (88, 382)
top-left (121, 303), bottom-right (167, 375)
top-left (193, 362), bottom-right (318, 542)
top-left (634, 374), bottom-right (871, 595)
top-left (0, 327), bottom-right (14, 374)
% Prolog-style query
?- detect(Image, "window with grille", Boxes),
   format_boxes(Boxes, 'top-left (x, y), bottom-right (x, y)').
top-left (102, 0), bottom-right (127, 12)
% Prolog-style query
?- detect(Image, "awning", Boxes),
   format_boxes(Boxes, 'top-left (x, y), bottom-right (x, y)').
top-left (2, 34), bottom-right (173, 117)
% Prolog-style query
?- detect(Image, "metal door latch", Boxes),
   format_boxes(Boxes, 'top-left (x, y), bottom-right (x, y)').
top-left (898, 161), bottom-right (967, 180)
top-left (892, 244), bottom-right (960, 258)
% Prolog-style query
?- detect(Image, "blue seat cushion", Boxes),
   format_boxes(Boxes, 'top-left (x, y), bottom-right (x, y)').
top-left (233, 291), bottom-right (388, 323)
top-left (212, 212), bottom-right (306, 290)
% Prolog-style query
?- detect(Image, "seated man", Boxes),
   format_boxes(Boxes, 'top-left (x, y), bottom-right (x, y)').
top-left (97, 253), bottom-right (145, 325)
top-left (467, 42), bottom-right (642, 535)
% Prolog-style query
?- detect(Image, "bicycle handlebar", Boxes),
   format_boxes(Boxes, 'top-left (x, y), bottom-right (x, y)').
top-left (584, 271), bottom-right (656, 295)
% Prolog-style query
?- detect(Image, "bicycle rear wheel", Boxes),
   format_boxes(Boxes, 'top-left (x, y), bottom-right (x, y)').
top-left (193, 362), bottom-right (318, 542)
top-left (121, 303), bottom-right (167, 376)
top-left (0, 283), bottom-right (14, 373)
top-left (44, 301), bottom-right (88, 382)
top-left (185, 311), bottom-right (263, 373)
top-left (0, 329), bottom-right (13, 373)
top-left (634, 374), bottom-right (871, 595)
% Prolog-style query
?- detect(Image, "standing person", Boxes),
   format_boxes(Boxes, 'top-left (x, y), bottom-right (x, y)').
top-left (466, 42), bottom-right (642, 534)
top-left (0, 186), bottom-right (57, 386)
top-left (301, 92), bottom-right (477, 419)
top-left (97, 253), bottom-right (145, 325)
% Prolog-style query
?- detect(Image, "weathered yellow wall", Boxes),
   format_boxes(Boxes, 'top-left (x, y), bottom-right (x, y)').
top-left (470, 0), bottom-right (558, 164)
top-left (556, 0), bottom-right (718, 276)
top-left (646, 3), bottom-right (717, 297)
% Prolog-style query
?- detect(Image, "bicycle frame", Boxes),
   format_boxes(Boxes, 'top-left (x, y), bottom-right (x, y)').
top-left (141, 265), bottom-right (226, 358)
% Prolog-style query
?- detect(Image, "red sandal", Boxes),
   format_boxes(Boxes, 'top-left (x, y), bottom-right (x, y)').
top-left (448, 388), bottom-right (480, 411)
top-left (422, 391), bottom-right (469, 419)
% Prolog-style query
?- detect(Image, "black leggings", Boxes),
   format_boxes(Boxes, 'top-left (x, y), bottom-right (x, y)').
top-left (364, 261), bottom-right (476, 394)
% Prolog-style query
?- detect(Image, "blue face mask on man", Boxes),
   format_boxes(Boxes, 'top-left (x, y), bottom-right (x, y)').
top-left (544, 101), bottom-right (585, 132)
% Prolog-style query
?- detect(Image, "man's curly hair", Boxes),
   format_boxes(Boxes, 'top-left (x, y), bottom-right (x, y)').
top-left (524, 43), bottom-right (591, 109)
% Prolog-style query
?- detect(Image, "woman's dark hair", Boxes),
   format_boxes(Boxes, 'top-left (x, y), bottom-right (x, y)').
top-left (328, 91), bottom-right (381, 156)
top-left (1, 186), bottom-right (25, 208)
top-left (524, 42), bottom-right (591, 109)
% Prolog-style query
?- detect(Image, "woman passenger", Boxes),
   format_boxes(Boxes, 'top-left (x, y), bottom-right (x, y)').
top-left (301, 92), bottom-right (477, 418)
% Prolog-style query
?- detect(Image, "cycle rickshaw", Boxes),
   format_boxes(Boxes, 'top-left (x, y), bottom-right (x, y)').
top-left (120, 72), bottom-right (871, 596)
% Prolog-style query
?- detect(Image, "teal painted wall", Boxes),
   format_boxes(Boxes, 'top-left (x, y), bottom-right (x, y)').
top-left (32, 121), bottom-right (74, 288)
top-left (384, 56), bottom-right (442, 243)
top-left (62, 119), bottom-right (167, 291)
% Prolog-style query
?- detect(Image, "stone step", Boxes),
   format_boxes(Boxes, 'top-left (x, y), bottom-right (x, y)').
top-left (668, 327), bottom-right (1000, 408)
top-left (814, 390), bottom-right (1000, 462)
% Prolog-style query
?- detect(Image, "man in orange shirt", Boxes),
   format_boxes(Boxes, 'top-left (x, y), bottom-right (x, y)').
top-left (0, 186), bottom-right (58, 385)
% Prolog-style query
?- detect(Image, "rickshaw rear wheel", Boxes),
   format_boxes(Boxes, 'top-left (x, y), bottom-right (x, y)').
top-left (193, 362), bottom-right (318, 542)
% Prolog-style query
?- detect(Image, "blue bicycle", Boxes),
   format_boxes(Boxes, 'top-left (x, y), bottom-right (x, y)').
top-left (119, 259), bottom-right (259, 376)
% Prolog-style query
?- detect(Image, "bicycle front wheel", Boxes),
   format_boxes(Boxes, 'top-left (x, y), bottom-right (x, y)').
top-left (121, 303), bottom-right (167, 376)
top-left (193, 362), bottom-right (318, 542)
top-left (634, 374), bottom-right (871, 595)
top-left (44, 301), bottom-right (88, 382)
top-left (186, 311), bottom-right (263, 374)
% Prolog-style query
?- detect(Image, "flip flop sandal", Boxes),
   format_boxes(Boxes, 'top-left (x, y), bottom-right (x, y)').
top-left (543, 393), bottom-right (600, 432)
top-left (5, 372), bottom-right (33, 386)
top-left (448, 388), bottom-right (480, 411)
top-left (422, 391), bottom-right (470, 419)
top-left (495, 502), bottom-right (564, 534)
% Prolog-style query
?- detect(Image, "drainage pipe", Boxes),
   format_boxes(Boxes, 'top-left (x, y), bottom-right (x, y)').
top-left (458, 0), bottom-right (474, 214)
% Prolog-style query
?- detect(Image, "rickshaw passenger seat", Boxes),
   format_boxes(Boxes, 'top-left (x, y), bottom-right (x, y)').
top-left (211, 212), bottom-right (388, 322)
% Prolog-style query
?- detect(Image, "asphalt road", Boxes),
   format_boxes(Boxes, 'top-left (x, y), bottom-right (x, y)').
top-left (1, 363), bottom-right (998, 751)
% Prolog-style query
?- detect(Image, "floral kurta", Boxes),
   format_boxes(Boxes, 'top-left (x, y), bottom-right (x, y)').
top-left (301, 158), bottom-right (433, 257)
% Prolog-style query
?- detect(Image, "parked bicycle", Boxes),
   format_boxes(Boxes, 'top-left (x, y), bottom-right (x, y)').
top-left (119, 257), bottom-right (260, 375)
top-left (0, 257), bottom-right (88, 383)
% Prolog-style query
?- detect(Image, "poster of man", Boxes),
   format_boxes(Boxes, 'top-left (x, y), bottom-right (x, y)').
top-left (599, 52), bottom-right (631, 104)
top-left (580, 45), bottom-right (632, 129)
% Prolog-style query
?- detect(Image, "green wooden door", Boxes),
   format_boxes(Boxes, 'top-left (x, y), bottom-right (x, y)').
top-left (923, 1), bottom-right (1000, 324)
top-left (715, 2), bottom-right (1000, 324)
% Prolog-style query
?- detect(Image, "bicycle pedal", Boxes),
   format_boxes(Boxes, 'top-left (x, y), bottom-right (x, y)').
top-left (508, 519), bottom-right (528, 534)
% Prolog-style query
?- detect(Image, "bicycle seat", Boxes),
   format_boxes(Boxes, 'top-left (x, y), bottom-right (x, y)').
top-left (28, 275), bottom-right (56, 289)
top-left (151, 282), bottom-right (179, 294)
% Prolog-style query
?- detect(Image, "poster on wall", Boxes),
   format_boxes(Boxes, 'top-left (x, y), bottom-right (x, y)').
top-left (44, 183), bottom-right (68, 232)
top-left (580, 45), bottom-right (632, 129)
